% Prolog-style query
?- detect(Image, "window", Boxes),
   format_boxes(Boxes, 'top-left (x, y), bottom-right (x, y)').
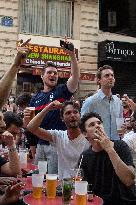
top-left (99, 0), bottom-right (136, 37)
top-left (19, 0), bottom-right (73, 37)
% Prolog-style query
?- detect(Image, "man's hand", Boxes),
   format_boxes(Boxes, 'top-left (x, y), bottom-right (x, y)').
top-left (0, 177), bottom-right (18, 186)
top-left (46, 100), bottom-right (62, 111)
top-left (2, 131), bottom-right (15, 148)
top-left (14, 38), bottom-right (31, 67)
top-left (1, 182), bottom-right (24, 204)
top-left (124, 95), bottom-right (136, 111)
top-left (0, 177), bottom-right (18, 194)
top-left (61, 36), bottom-right (75, 58)
top-left (94, 126), bottom-right (114, 153)
top-left (23, 107), bottom-right (32, 127)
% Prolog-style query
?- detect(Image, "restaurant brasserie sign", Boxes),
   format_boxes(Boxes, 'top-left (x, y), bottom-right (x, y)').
top-left (17, 42), bottom-right (96, 81)
top-left (18, 43), bottom-right (78, 69)
top-left (99, 40), bottom-right (136, 62)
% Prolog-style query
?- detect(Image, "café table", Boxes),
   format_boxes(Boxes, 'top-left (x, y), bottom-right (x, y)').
top-left (23, 162), bottom-right (103, 205)
top-left (24, 194), bottom-right (103, 205)
top-left (26, 162), bottom-right (37, 171)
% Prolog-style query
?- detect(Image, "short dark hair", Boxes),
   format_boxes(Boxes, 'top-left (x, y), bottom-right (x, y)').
top-left (60, 101), bottom-right (80, 118)
top-left (43, 62), bottom-right (57, 73)
top-left (96, 65), bottom-right (114, 79)
top-left (4, 111), bottom-right (23, 129)
top-left (16, 93), bottom-right (31, 107)
top-left (80, 112), bottom-right (103, 133)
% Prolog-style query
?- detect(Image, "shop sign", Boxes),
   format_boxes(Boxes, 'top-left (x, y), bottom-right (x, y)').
top-left (58, 71), bottom-right (95, 81)
top-left (33, 68), bottom-right (95, 81)
top-left (17, 42), bottom-right (78, 69)
top-left (99, 40), bottom-right (136, 62)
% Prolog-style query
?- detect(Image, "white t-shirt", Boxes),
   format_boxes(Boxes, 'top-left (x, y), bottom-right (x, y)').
top-left (49, 129), bottom-right (90, 179)
top-left (123, 131), bottom-right (136, 152)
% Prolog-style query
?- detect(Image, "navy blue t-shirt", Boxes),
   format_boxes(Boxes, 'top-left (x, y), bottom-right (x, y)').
top-left (29, 84), bottom-right (73, 145)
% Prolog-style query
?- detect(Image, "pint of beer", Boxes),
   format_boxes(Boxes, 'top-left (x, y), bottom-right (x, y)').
top-left (75, 181), bottom-right (88, 205)
top-left (46, 174), bottom-right (57, 198)
top-left (32, 174), bottom-right (44, 199)
top-left (19, 149), bottom-right (27, 169)
top-left (38, 161), bottom-right (47, 175)
top-left (116, 117), bottom-right (124, 136)
top-left (28, 107), bottom-right (35, 120)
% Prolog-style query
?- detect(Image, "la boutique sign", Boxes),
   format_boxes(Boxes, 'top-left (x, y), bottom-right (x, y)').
top-left (105, 42), bottom-right (135, 57)
top-left (99, 40), bottom-right (136, 62)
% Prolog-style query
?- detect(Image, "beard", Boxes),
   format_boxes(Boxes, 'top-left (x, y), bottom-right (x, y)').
top-left (68, 121), bottom-right (79, 128)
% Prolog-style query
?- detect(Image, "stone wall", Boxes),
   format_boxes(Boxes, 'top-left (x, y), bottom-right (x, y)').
top-left (78, 0), bottom-right (99, 98)
top-left (0, 0), bottom-right (19, 94)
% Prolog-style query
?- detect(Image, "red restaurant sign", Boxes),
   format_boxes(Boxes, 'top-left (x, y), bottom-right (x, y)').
top-left (33, 68), bottom-right (95, 81)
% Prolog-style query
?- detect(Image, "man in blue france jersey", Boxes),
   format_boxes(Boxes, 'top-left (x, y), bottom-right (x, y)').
top-left (28, 43), bottom-right (79, 173)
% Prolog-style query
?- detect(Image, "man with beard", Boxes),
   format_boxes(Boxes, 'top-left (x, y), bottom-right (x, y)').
top-left (26, 100), bottom-right (89, 179)
top-left (27, 42), bottom-right (79, 174)
top-left (81, 65), bottom-right (123, 140)
top-left (79, 112), bottom-right (136, 205)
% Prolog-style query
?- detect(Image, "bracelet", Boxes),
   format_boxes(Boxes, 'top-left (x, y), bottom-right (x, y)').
top-left (8, 147), bottom-right (16, 152)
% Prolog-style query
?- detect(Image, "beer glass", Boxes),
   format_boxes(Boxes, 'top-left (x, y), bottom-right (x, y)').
top-left (32, 174), bottom-right (44, 199)
top-left (19, 149), bottom-right (27, 168)
top-left (70, 168), bottom-right (83, 181)
top-left (116, 118), bottom-right (124, 136)
top-left (28, 107), bottom-right (35, 120)
top-left (46, 174), bottom-right (57, 198)
top-left (38, 161), bottom-right (47, 175)
top-left (75, 181), bottom-right (88, 205)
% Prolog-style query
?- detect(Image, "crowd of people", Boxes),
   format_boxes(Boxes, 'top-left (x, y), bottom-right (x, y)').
top-left (0, 38), bottom-right (136, 204)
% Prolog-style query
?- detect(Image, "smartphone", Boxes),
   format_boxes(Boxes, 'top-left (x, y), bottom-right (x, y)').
top-left (60, 40), bottom-right (74, 51)
top-left (60, 40), bottom-right (65, 47)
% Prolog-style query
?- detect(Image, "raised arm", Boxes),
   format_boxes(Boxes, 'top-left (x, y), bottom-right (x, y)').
top-left (26, 101), bottom-right (62, 142)
top-left (0, 39), bottom-right (30, 108)
top-left (124, 95), bottom-right (136, 111)
top-left (63, 40), bottom-right (79, 93)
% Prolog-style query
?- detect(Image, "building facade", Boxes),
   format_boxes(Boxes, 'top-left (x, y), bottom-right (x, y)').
top-left (0, 0), bottom-right (136, 98)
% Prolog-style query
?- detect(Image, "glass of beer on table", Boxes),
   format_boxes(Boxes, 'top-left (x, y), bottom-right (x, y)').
top-left (19, 148), bottom-right (28, 169)
top-left (70, 168), bottom-right (83, 181)
top-left (75, 181), bottom-right (88, 205)
top-left (46, 174), bottom-right (57, 199)
top-left (116, 117), bottom-right (124, 137)
top-left (38, 160), bottom-right (47, 175)
top-left (28, 107), bottom-right (35, 120)
top-left (32, 174), bottom-right (44, 199)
